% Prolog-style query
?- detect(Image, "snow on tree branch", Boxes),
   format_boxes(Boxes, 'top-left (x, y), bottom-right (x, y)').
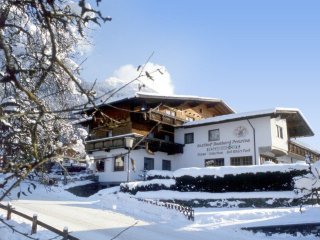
top-left (0, 0), bottom-right (109, 200)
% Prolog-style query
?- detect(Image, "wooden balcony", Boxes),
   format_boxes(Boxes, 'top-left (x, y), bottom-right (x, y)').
top-left (85, 135), bottom-right (183, 155)
top-left (86, 136), bottom-right (128, 152)
top-left (148, 110), bottom-right (185, 126)
top-left (143, 137), bottom-right (184, 155)
top-left (288, 141), bottom-right (320, 161)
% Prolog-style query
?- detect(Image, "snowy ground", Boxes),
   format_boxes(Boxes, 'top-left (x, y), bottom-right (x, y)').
top-left (0, 180), bottom-right (319, 240)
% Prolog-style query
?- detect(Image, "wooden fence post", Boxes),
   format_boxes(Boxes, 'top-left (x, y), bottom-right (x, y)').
top-left (31, 214), bottom-right (38, 234)
top-left (63, 227), bottom-right (68, 240)
top-left (6, 203), bottom-right (12, 220)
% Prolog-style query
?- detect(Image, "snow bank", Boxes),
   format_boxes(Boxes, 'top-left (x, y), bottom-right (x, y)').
top-left (2, 177), bottom-right (320, 240)
top-left (174, 163), bottom-right (309, 178)
top-left (0, 213), bottom-right (58, 240)
top-left (135, 190), bottom-right (298, 200)
top-left (146, 170), bottom-right (174, 179)
top-left (121, 179), bottom-right (176, 191)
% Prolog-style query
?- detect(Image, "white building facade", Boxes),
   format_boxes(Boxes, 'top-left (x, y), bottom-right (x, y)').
top-left (86, 108), bottom-right (318, 185)
top-left (90, 146), bottom-right (177, 184)
top-left (174, 111), bottom-right (290, 168)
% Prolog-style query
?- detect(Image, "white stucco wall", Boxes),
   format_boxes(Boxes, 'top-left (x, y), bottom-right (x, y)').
top-left (89, 116), bottom-right (293, 183)
top-left (270, 117), bottom-right (288, 153)
top-left (174, 116), bottom-right (286, 168)
top-left (277, 154), bottom-right (304, 163)
top-left (90, 148), bottom-right (177, 183)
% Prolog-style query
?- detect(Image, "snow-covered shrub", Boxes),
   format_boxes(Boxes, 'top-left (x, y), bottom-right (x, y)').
top-left (146, 170), bottom-right (174, 180)
top-left (174, 164), bottom-right (308, 193)
top-left (120, 179), bottom-right (176, 195)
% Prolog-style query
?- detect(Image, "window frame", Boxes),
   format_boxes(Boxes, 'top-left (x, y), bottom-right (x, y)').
top-left (186, 116), bottom-right (194, 122)
top-left (230, 156), bottom-right (253, 166)
top-left (204, 158), bottom-right (224, 167)
top-left (96, 159), bottom-right (105, 172)
top-left (162, 159), bottom-right (171, 171)
top-left (144, 157), bottom-right (155, 170)
top-left (164, 109), bottom-right (176, 117)
top-left (208, 129), bottom-right (220, 141)
top-left (114, 155), bottom-right (125, 172)
top-left (184, 132), bottom-right (194, 144)
top-left (276, 125), bottom-right (283, 139)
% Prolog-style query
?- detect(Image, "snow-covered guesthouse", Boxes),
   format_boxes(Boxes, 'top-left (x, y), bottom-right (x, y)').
top-left (77, 92), bottom-right (234, 185)
top-left (174, 108), bottom-right (318, 168)
top-left (76, 92), bottom-right (319, 186)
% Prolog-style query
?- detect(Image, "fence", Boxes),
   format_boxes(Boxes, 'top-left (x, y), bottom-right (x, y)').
top-left (0, 203), bottom-right (79, 240)
top-left (134, 197), bottom-right (194, 221)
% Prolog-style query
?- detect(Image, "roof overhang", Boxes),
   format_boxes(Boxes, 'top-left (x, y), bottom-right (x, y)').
top-left (79, 91), bottom-right (235, 115)
top-left (181, 108), bottom-right (314, 138)
top-left (274, 108), bottom-right (314, 138)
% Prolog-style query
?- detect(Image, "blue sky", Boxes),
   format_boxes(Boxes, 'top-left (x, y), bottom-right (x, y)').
top-left (82, 0), bottom-right (320, 151)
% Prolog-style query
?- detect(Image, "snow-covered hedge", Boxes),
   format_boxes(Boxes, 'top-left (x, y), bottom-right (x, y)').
top-left (120, 179), bottom-right (176, 195)
top-left (146, 170), bottom-right (174, 180)
top-left (173, 163), bottom-right (309, 178)
top-left (121, 164), bottom-right (311, 195)
top-left (174, 164), bottom-right (309, 192)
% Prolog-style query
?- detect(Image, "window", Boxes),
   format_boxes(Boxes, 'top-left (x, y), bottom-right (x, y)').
top-left (165, 109), bottom-right (176, 117)
top-left (106, 130), bottom-right (112, 137)
top-left (260, 155), bottom-right (277, 165)
top-left (205, 158), bottom-right (224, 167)
top-left (96, 159), bottom-right (105, 172)
top-left (276, 125), bottom-right (283, 139)
top-left (144, 157), bottom-right (154, 170)
top-left (208, 129), bottom-right (220, 141)
top-left (186, 116), bottom-right (194, 122)
top-left (230, 156), bottom-right (253, 166)
top-left (184, 133), bottom-right (194, 144)
top-left (114, 156), bottom-right (124, 171)
top-left (162, 160), bottom-right (171, 171)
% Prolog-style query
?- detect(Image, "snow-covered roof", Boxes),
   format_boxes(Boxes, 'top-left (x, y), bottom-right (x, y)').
top-left (135, 92), bottom-right (229, 104)
top-left (181, 107), bottom-right (314, 138)
top-left (105, 91), bottom-right (233, 107)
top-left (81, 91), bottom-right (235, 114)
top-left (183, 108), bottom-right (293, 126)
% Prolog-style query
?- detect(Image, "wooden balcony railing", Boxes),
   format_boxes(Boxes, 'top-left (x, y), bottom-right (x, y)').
top-left (148, 110), bottom-right (185, 126)
top-left (86, 137), bottom-right (127, 152)
top-left (288, 141), bottom-right (319, 161)
top-left (85, 136), bottom-right (184, 155)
